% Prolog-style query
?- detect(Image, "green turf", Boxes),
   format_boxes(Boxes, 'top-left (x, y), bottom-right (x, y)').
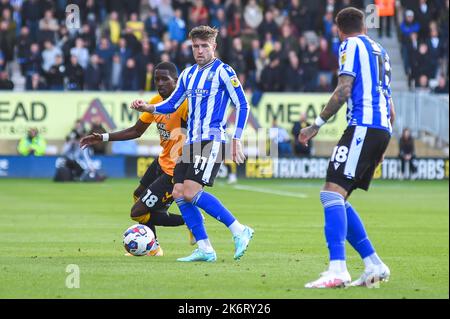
top-left (0, 178), bottom-right (448, 299)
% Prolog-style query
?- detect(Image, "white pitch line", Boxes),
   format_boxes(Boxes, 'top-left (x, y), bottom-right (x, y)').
top-left (232, 184), bottom-right (308, 199)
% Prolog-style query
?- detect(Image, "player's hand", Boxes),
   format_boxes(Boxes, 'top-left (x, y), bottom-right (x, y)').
top-left (80, 133), bottom-right (102, 149)
top-left (130, 99), bottom-right (155, 113)
top-left (232, 139), bottom-right (246, 165)
top-left (299, 125), bottom-right (319, 147)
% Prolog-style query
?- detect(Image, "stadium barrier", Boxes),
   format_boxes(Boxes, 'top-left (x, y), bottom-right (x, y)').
top-left (1, 156), bottom-right (448, 180)
top-left (394, 92), bottom-right (449, 145)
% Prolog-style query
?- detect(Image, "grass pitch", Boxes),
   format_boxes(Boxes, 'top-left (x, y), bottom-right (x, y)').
top-left (0, 178), bottom-right (448, 299)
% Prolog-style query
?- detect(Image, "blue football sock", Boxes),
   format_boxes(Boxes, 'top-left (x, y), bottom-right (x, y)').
top-left (192, 190), bottom-right (236, 227)
top-left (345, 201), bottom-right (375, 259)
top-left (320, 191), bottom-right (347, 261)
top-left (175, 198), bottom-right (208, 241)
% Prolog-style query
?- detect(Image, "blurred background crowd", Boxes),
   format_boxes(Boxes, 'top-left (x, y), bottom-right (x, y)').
top-left (0, 0), bottom-right (448, 94)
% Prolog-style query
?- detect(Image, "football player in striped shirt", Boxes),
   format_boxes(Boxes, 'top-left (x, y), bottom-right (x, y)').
top-left (80, 62), bottom-right (190, 256)
top-left (131, 26), bottom-right (254, 262)
top-left (300, 7), bottom-right (396, 288)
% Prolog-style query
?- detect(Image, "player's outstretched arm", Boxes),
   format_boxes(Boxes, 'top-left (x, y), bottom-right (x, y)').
top-left (80, 120), bottom-right (150, 149)
top-left (130, 99), bottom-right (156, 113)
top-left (299, 75), bottom-right (354, 146)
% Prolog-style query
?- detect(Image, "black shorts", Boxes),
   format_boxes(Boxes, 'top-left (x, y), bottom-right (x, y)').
top-left (174, 141), bottom-right (225, 187)
top-left (326, 126), bottom-right (390, 194)
top-left (139, 157), bottom-right (174, 212)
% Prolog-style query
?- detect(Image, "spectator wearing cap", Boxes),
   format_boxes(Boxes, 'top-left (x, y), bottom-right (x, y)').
top-left (400, 10), bottom-right (420, 74)
top-left (400, 10), bottom-right (421, 40)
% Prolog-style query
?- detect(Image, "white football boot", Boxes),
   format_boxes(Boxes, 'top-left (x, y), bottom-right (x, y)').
top-left (305, 270), bottom-right (351, 288)
top-left (350, 263), bottom-right (390, 288)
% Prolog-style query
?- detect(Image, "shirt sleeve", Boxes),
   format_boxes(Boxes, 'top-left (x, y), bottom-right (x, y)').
top-left (177, 99), bottom-right (189, 121)
top-left (338, 38), bottom-right (358, 78)
top-left (219, 65), bottom-right (249, 140)
top-left (153, 69), bottom-right (187, 114)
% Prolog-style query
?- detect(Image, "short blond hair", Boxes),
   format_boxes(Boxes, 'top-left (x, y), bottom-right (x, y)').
top-left (189, 25), bottom-right (219, 42)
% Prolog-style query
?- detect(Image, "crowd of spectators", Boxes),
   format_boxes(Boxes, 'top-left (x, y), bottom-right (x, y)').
top-left (0, 0), bottom-right (447, 93)
top-left (0, 0), bottom-right (368, 94)
top-left (399, 0), bottom-right (449, 92)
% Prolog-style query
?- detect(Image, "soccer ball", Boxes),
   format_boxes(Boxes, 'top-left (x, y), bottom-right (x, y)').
top-left (123, 224), bottom-right (156, 256)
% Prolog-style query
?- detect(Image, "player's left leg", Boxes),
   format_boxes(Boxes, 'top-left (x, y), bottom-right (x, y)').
top-left (346, 166), bottom-right (390, 287)
top-left (182, 141), bottom-right (253, 260)
top-left (172, 159), bottom-right (215, 262)
top-left (346, 200), bottom-right (390, 287)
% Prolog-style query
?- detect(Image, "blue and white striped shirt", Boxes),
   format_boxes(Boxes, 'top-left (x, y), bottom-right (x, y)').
top-left (153, 58), bottom-right (249, 144)
top-left (338, 35), bottom-right (392, 133)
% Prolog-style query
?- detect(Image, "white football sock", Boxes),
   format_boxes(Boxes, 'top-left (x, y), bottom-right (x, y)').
top-left (363, 253), bottom-right (382, 268)
top-left (228, 221), bottom-right (245, 236)
top-left (197, 239), bottom-right (214, 253)
top-left (329, 260), bottom-right (348, 273)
